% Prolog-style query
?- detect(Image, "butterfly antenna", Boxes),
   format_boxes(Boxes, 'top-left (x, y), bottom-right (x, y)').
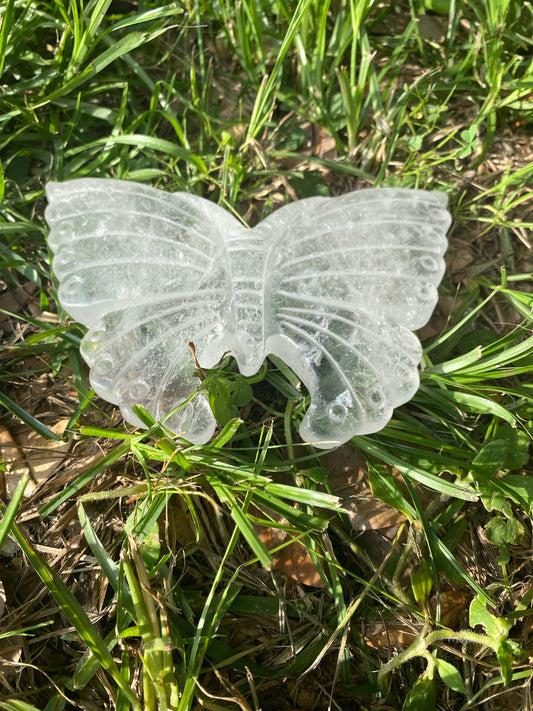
top-left (188, 341), bottom-right (207, 382)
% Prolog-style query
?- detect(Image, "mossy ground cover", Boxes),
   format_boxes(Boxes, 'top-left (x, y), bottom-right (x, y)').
top-left (0, 1), bottom-right (532, 709)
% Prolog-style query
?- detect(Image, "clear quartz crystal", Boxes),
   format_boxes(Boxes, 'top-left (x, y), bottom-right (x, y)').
top-left (45, 179), bottom-right (450, 448)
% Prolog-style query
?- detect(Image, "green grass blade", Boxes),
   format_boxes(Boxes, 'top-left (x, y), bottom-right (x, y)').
top-left (247, 0), bottom-right (313, 139)
top-left (211, 482), bottom-right (272, 569)
top-left (71, 0), bottom-right (113, 67)
top-left (64, 133), bottom-right (207, 172)
top-left (433, 389), bottom-right (516, 426)
top-left (36, 26), bottom-right (171, 106)
top-left (0, 0), bottom-right (15, 78)
top-left (73, 630), bottom-right (119, 691)
top-left (354, 438), bottom-right (478, 501)
top-left (0, 702), bottom-right (43, 711)
top-left (39, 441), bottom-right (130, 515)
top-left (265, 482), bottom-right (343, 511)
top-left (0, 474), bottom-right (28, 552)
top-left (78, 503), bottom-right (134, 615)
top-left (9, 523), bottom-right (142, 711)
top-left (0, 391), bottom-right (61, 440)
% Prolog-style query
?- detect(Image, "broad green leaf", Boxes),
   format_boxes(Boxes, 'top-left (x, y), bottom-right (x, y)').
top-left (469, 595), bottom-right (511, 639)
top-left (500, 475), bottom-right (533, 515)
top-left (231, 374), bottom-right (254, 407)
top-left (411, 560), bottom-right (432, 608)
top-left (497, 639), bottom-right (515, 685)
top-left (477, 483), bottom-right (513, 518)
top-left (205, 376), bottom-right (239, 426)
top-left (402, 673), bottom-right (436, 711)
top-left (497, 426), bottom-right (530, 470)
top-left (484, 515), bottom-right (524, 565)
top-left (368, 464), bottom-right (416, 520)
top-left (470, 439), bottom-right (509, 478)
top-left (469, 440), bottom-right (523, 517)
top-left (434, 657), bottom-right (466, 694)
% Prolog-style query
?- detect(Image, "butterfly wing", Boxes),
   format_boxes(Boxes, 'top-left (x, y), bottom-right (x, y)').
top-left (260, 188), bottom-right (450, 448)
top-left (46, 179), bottom-right (241, 442)
top-left (47, 181), bottom-right (449, 448)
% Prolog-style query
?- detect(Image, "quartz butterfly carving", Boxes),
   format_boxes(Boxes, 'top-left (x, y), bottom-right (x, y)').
top-left (45, 179), bottom-right (450, 448)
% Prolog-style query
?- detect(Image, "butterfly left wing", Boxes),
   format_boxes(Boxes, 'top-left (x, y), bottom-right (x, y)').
top-left (46, 179), bottom-right (241, 442)
top-left (260, 188), bottom-right (450, 448)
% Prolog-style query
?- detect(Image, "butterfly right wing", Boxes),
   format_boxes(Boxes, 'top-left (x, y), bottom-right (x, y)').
top-left (46, 179), bottom-right (241, 442)
top-left (260, 188), bottom-right (450, 448)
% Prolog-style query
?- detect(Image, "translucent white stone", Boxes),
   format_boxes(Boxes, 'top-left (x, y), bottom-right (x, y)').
top-left (45, 179), bottom-right (450, 448)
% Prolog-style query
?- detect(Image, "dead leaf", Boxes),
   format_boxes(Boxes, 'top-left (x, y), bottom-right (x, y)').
top-left (0, 281), bottom-right (39, 324)
top-left (0, 574), bottom-right (23, 673)
top-left (321, 445), bottom-right (406, 531)
top-left (364, 621), bottom-right (418, 651)
top-left (429, 590), bottom-right (472, 629)
top-left (254, 511), bottom-right (325, 588)
top-left (364, 591), bottom-right (472, 653)
top-left (418, 14), bottom-right (446, 42)
top-left (321, 445), bottom-right (410, 566)
top-left (1, 419), bottom-right (72, 498)
top-left (0, 635), bottom-right (23, 674)
top-left (449, 246), bottom-right (475, 282)
top-left (311, 125), bottom-right (337, 160)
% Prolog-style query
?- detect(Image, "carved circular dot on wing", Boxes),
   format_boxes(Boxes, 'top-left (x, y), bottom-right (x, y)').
top-left (367, 388), bottom-right (384, 409)
top-left (328, 401), bottom-right (348, 424)
top-left (54, 220), bottom-right (74, 236)
top-left (129, 381), bottom-right (149, 401)
top-left (55, 248), bottom-right (77, 266)
top-left (417, 282), bottom-right (435, 301)
top-left (63, 276), bottom-right (84, 296)
top-left (419, 254), bottom-right (439, 272)
top-left (393, 361), bottom-right (413, 380)
top-left (92, 355), bottom-right (114, 376)
top-left (87, 328), bottom-right (106, 344)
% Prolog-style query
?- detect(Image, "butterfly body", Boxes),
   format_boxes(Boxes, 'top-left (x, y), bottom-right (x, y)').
top-left (46, 180), bottom-right (450, 448)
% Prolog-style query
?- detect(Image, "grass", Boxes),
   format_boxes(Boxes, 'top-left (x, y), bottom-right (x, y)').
top-left (0, 0), bottom-right (532, 709)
